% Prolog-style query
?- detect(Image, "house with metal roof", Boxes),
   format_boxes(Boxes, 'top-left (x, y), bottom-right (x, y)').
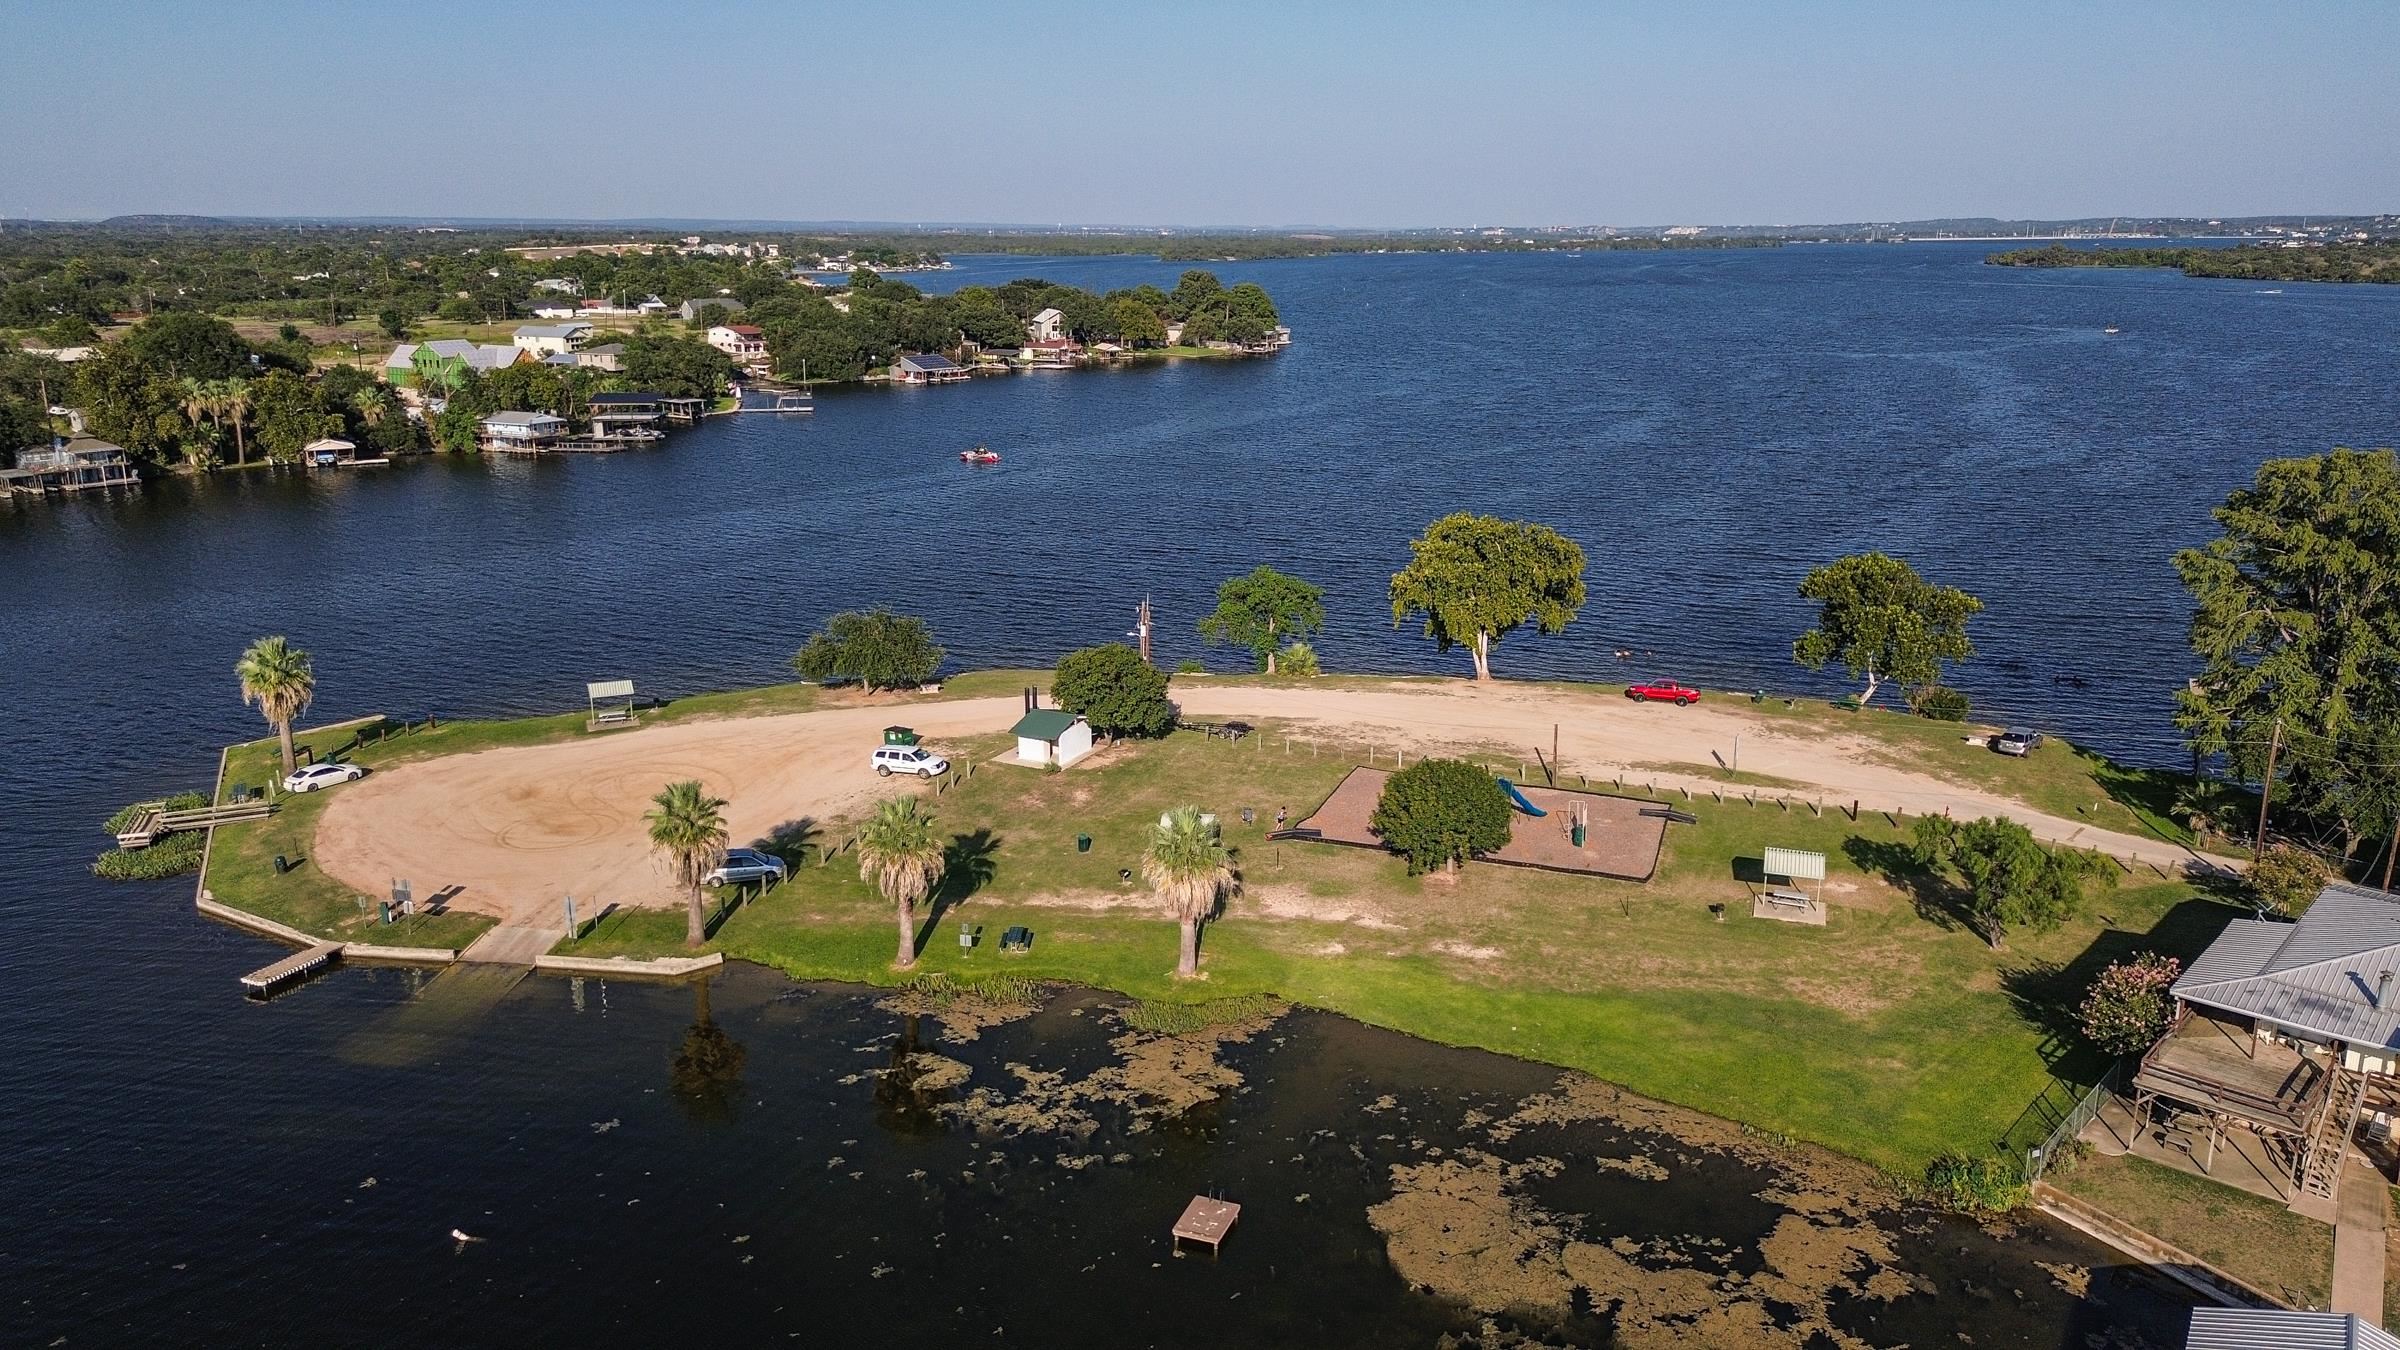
top-left (2188, 1308), bottom-right (2400, 1350)
top-left (892, 352), bottom-right (968, 385)
top-left (477, 410), bottom-right (567, 450)
top-left (1010, 708), bottom-right (1093, 768)
top-left (677, 297), bottom-right (745, 322)
top-left (1027, 307), bottom-right (1067, 342)
top-left (511, 322), bottom-right (593, 356)
top-left (384, 339), bottom-right (526, 385)
top-left (2127, 882), bottom-right (2400, 1209)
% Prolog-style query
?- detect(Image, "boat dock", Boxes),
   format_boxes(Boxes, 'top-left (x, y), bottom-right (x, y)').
top-left (117, 798), bottom-right (278, 849)
top-left (1171, 1196), bottom-right (1240, 1252)
top-left (2, 438), bottom-right (141, 497)
top-left (240, 941), bottom-right (342, 996)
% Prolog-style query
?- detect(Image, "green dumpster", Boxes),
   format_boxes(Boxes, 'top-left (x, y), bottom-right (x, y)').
top-left (883, 726), bottom-right (920, 746)
top-left (1076, 833), bottom-right (1092, 853)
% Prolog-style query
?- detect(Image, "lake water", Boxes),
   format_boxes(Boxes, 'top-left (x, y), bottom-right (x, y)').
top-left (5, 244), bottom-right (2396, 1346)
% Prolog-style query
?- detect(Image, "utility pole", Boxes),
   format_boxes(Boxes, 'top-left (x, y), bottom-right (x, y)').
top-left (1135, 596), bottom-right (1153, 666)
top-left (2383, 815), bottom-right (2400, 891)
top-left (2253, 717), bottom-right (2283, 863)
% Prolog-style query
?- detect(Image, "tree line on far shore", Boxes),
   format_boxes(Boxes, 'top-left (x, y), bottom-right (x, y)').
top-left (741, 268), bottom-right (1279, 384)
top-left (1986, 240), bottom-right (2400, 285)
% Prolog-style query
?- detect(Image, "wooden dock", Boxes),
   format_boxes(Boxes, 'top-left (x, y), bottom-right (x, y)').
top-left (116, 798), bottom-right (277, 848)
top-left (240, 942), bottom-right (342, 996)
top-left (1171, 1196), bottom-right (1240, 1252)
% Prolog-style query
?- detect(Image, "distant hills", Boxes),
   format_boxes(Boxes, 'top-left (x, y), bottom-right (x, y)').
top-left (0, 212), bottom-right (2391, 244)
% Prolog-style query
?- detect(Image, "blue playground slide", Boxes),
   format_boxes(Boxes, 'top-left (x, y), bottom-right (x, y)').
top-left (1496, 778), bottom-right (1547, 816)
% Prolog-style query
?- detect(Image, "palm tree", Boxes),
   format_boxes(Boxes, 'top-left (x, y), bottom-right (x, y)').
top-left (647, 780), bottom-right (730, 948)
top-left (1144, 806), bottom-right (1235, 979)
top-left (214, 378), bottom-right (253, 466)
top-left (857, 797), bottom-right (946, 970)
top-left (235, 636), bottom-right (315, 774)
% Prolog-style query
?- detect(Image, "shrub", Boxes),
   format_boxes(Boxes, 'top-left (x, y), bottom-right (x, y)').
top-left (92, 831), bottom-right (205, 880)
top-left (1920, 1151), bottom-right (2028, 1213)
top-left (1912, 685), bottom-right (1971, 722)
top-left (792, 609), bottom-right (943, 691)
top-left (1913, 813), bottom-right (2104, 947)
top-left (1174, 659), bottom-right (1207, 675)
top-left (103, 790), bottom-right (206, 834)
top-left (1370, 757), bottom-right (1512, 875)
top-left (1277, 641), bottom-right (1321, 677)
top-left (2249, 845), bottom-right (2330, 917)
top-left (1054, 642), bottom-right (1175, 741)
top-left (2078, 952), bottom-right (2180, 1055)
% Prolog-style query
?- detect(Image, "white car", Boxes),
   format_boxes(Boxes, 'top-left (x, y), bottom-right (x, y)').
top-left (283, 762), bottom-right (366, 793)
top-left (704, 848), bottom-right (789, 887)
top-left (872, 745), bottom-right (950, 778)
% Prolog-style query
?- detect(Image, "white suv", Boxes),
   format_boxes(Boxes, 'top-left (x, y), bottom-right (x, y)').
top-left (872, 745), bottom-right (949, 778)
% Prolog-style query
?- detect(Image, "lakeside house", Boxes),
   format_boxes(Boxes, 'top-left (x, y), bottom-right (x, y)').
top-left (0, 437), bottom-right (138, 496)
top-left (1010, 709), bottom-right (1095, 768)
top-left (385, 339), bottom-right (526, 385)
top-left (678, 297), bottom-right (746, 322)
top-left (478, 410), bottom-right (567, 450)
top-left (1021, 337), bottom-right (1086, 369)
top-left (706, 324), bottom-right (768, 365)
top-left (512, 322), bottom-right (593, 356)
top-left (1162, 319), bottom-right (1187, 345)
top-left (892, 352), bottom-right (968, 385)
top-left (2118, 881), bottom-right (2400, 1208)
top-left (542, 341), bottom-right (623, 373)
top-left (1028, 307), bottom-right (1067, 342)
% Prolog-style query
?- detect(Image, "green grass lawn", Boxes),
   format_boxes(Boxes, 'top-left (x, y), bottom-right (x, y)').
top-left (201, 670), bottom-right (2243, 1179)
top-left (682, 720), bottom-right (2234, 1176)
top-left (2051, 1153), bottom-right (2333, 1309)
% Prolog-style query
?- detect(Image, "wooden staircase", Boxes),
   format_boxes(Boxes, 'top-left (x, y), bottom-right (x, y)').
top-left (2301, 1065), bottom-right (2368, 1204)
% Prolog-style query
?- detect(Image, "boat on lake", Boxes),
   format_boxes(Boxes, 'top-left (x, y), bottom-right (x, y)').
top-left (960, 446), bottom-right (1000, 465)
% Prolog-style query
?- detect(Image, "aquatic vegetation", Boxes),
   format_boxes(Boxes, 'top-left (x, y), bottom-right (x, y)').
top-left (1119, 992), bottom-right (1282, 1036)
top-left (92, 831), bottom-right (205, 880)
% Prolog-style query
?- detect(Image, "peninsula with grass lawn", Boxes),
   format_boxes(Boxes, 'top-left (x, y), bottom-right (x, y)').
top-left (133, 461), bottom-right (2400, 1311)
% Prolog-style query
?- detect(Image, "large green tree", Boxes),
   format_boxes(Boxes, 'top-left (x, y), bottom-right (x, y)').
top-left (1053, 642), bottom-right (1175, 741)
top-left (235, 635), bottom-right (315, 774)
top-left (1197, 566), bottom-right (1325, 674)
top-left (1792, 553), bottom-right (1982, 707)
top-left (123, 312), bottom-right (254, 381)
top-left (1389, 513), bottom-right (1586, 680)
top-left (1370, 757), bottom-right (1513, 876)
top-left (2176, 448), bottom-right (2400, 859)
top-left (792, 609), bottom-right (944, 692)
top-left (1144, 806), bottom-right (1235, 978)
top-left (857, 796), bottom-right (946, 970)
top-left (249, 370), bottom-right (342, 463)
top-left (1912, 814), bottom-right (2098, 949)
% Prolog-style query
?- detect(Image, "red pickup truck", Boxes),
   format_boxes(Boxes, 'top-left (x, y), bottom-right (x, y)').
top-left (1626, 681), bottom-right (1700, 706)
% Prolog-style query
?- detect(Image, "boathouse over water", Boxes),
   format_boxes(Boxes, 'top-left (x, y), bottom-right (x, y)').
top-left (2, 438), bottom-right (140, 496)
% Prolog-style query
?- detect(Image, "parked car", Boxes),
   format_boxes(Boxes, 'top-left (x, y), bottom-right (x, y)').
top-left (872, 744), bottom-right (950, 778)
top-left (703, 848), bottom-right (789, 887)
top-left (1626, 681), bottom-right (1701, 706)
top-left (282, 762), bottom-right (366, 793)
top-left (1991, 727), bottom-right (2044, 757)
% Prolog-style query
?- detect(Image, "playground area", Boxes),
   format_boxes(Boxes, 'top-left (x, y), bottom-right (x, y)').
top-left (1293, 766), bottom-right (1670, 881)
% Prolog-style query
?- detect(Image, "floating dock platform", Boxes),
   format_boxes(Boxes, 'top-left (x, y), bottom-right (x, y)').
top-left (1171, 1196), bottom-right (1240, 1252)
top-left (240, 942), bottom-right (342, 996)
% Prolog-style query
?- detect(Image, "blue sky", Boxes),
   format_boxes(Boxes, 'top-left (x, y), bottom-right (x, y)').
top-left (1, 0), bottom-right (2391, 225)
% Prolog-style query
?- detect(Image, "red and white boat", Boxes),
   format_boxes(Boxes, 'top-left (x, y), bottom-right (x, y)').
top-left (959, 446), bottom-right (1000, 465)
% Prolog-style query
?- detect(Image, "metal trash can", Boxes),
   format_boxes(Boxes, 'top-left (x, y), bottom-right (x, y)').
top-left (273, 854), bottom-right (290, 875)
top-left (1076, 833), bottom-right (1092, 853)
